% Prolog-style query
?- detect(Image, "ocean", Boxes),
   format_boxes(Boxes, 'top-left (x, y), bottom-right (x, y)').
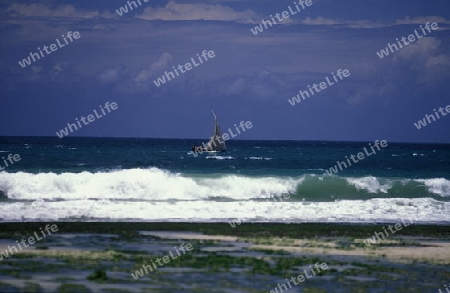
top-left (0, 136), bottom-right (449, 223)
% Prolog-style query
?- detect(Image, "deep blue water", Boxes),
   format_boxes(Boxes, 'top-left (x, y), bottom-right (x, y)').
top-left (1, 136), bottom-right (449, 178)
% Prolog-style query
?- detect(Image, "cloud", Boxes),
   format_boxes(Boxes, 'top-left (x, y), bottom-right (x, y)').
top-left (302, 17), bottom-right (340, 26)
top-left (226, 69), bottom-right (284, 99)
top-left (347, 87), bottom-right (378, 106)
top-left (425, 54), bottom-right (450, 69)
top-left (395, 16), bottom-right (450, 25)
top-left (301, 17), bottom-right (391, 28)
top-left (50, 62), bottom-right (72, 81)
top-left (134, 53), bottom-right (173, 83)
top-left (3, 4), bottom-right (101, 19)
top-left (136, 1), bottom-right (259, 23)
top-left (396, 37), bottom-right (441, 60)
top-left (14, 61), bottom-right (75, 84)
top-left (1, 2), bottom-right (261, 22)
top-left (228, 77), bottom-right (246, 94)
top-left (31, 66), bottom-right (43, 74)
top-left (420, 53), bottom-right (450, 83)
top-left (301, 16), bottom-right (450, 29)
top-left (340, 37), bottom-right (449, 106)
top-left (98, 65), bottom-right (127, 84)
top-left (376, 37), bottom-right (450, 89)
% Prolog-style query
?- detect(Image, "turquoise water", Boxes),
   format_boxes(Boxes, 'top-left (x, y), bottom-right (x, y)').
top-left (0, 137), bottom-right (449, 222)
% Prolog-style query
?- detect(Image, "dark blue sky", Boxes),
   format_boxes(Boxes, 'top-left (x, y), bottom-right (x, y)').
top-left (0, 0), bottom-right (449, 142)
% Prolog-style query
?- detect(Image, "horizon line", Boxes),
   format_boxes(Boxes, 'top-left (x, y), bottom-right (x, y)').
top-left (0, 135), bottom-right (449, 145)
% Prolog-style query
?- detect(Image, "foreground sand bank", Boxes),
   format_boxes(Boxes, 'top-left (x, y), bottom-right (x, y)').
top-left (0, 222), bottom-right (448, 292)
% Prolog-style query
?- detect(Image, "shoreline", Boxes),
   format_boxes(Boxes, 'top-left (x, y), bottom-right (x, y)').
top-left (1, 222), bottom-right (449, 238)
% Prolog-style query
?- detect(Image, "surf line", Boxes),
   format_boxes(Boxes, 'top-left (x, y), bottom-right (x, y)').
top-left (325, 140), bottom-right (388, 176)
top-left (229, 193), bottom-right (291, 228)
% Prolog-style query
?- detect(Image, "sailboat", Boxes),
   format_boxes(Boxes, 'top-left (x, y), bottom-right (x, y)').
top-left (192, 110), bottom-right (227, 153)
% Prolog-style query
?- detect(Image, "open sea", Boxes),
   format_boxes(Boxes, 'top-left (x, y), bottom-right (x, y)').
top-left (0, 136), bottom-right (449, 223)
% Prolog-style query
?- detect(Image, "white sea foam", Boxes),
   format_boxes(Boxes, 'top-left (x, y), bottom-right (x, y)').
top-left (346, 176), bottom-right (392, 193)
top-left (0, 168), bottom-right (300, 201)
top-left (0, 198), bottom-right (447, 223)
top-left (345, 177), bottom-right (450, 197)
top-left (1, 170), bottom-right (448, 202)
top-left (247, 157), bottom-right (273, 160)
top-left (0, 169), bottom-right (448, 223)
top-left (417, 178), bottom-right (450, 197)
top-left (205, 156), bottom-right (234, 160)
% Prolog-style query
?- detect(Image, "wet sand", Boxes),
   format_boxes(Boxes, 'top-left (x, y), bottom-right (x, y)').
top-left (0, 222), bottom-right (448, 292)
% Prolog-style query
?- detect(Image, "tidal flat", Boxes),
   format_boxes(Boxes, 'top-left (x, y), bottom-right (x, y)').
top-left (0, 222), bottom-right (449, 292)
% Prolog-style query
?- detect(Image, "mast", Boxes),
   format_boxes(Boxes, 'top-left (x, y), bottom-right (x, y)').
top-left (207, 110), bottom-right (226, 151)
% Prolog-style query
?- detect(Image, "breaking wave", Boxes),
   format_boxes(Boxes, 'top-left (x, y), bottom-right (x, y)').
top-left (0, 168), bottom-right (449, 201)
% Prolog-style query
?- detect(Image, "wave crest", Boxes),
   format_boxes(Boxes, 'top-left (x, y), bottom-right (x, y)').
top-left (0, 170), bottom-right (448, 201)
top-left (0, 168), bottom-right (300, 201)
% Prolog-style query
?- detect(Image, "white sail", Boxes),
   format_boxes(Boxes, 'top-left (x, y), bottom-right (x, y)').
top-left (206, 110), bottom-right (227, 151)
